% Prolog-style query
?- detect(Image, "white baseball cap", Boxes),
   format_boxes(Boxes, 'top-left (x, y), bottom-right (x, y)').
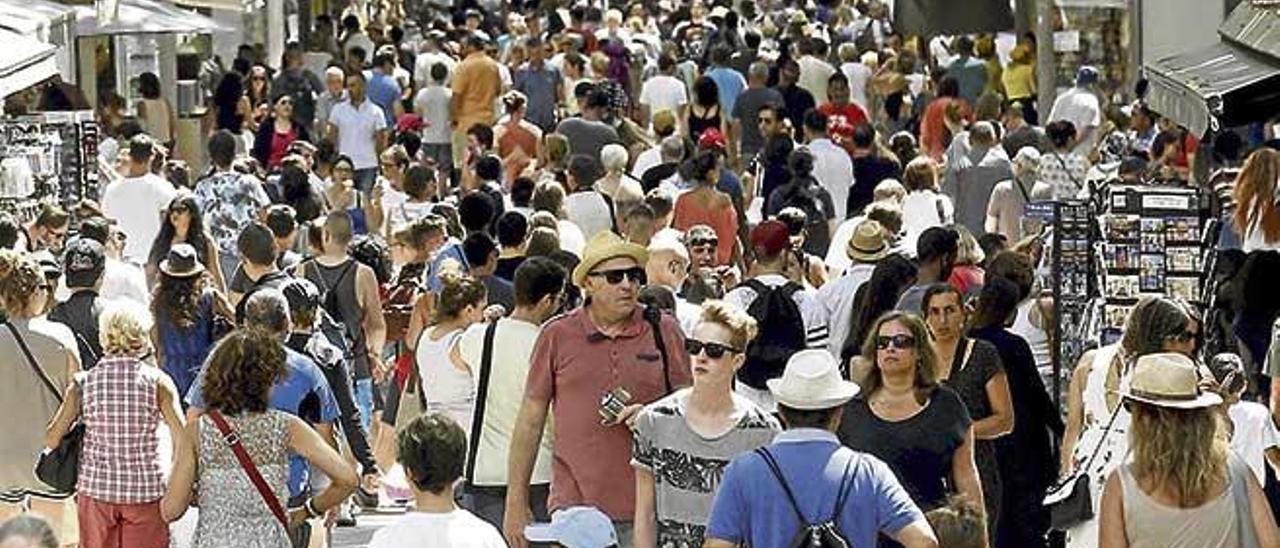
top-left (525, 506), bottom-right (618, 548)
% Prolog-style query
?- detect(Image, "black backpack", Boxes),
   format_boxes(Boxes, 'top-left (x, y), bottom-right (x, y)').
top-left (757, 447), bottom-right (856, 548)
top-left (738, 279), bottom-right (807, 389)
top-left (774, 180), bottom-right (833, 256)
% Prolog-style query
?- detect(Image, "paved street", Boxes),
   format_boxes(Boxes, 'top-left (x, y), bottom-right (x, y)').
top-left (332, 509), bottom-right (404, 548)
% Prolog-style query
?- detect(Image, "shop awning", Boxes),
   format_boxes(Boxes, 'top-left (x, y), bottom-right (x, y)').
top-left (893, 0), bottom-right (1014, 36)
top-left (172, 0), bottom-right (248, 12)
top-left (1218, 0), bottom-right (1280, 61)
top-left (0, 29), bottom-right (56, 98)
top-left (74, 0), bottom-right (234, 35)
top-left (1144, 40), bottom-right (1280, 137)
top-left (0, 0), bottom-right (76, 36)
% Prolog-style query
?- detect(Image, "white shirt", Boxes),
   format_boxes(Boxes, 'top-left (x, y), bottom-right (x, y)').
top-left (638, 74), bottom-right (689, 125)
top-left (416, 329), bottom-right (474, 434)
top-left (101, 174), bottom-right (177, 264)
top-left (328, 99), bottom-right (388, 170)
top-left (797, 55), bottom-right (837, 102)
top-left (564, 192), bottom-right (614, 240)
top-left (840, 61), bottom-right (873, 109)
top-left (414, 85), bottom-right (454, 144)
top-left (368, 509), bottom-right (506, 548)
top-left (1229, 401), bottom-right (1280, 485)
top-left (557, 219), bottom-right (586, 257)
top-left (900, 190), bottom-right (954, 257)
top-left (1048, 87), bottom-right (1102, 156)
top-left (825, 216), bottom-right (862, 276)
top-left (807, 138), bottom-right (855, 220)
top-left (817, 263), bottom-right (875, 358)
top-left (457, 318), bottom-right (555, 485)
top-left (631, 145), bottom-right (662, 180)
top-left (414, 51), bottom-right (457, 87)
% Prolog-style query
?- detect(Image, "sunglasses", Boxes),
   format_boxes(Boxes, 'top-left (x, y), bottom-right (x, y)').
top-left (875, 334), bottom-right (917, 350)
top-left (588, 267), bottom-right (646, 285)
top-left (689, 238), bottom-right (718, 248)
top-left (685, 338), bottom-right (740, 359)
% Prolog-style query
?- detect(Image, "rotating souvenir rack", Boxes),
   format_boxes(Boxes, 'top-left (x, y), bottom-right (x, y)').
top-left (0, 112), bottom-right (98, 222)
top-left (1098, 185), bottom-right (1207, 332)
top-left (1024, 200), bottom-right (1097, 410)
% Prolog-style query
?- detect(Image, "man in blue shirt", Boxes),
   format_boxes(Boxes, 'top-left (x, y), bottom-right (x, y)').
top-left (186, 288), bottom-right (341, 501)
top-left (704, 350), bottom-right (938, 548)
top-left (367, 51), bottom-right (402, 127)
top-left (705, 44), bottom-right (747, 117)
top-left (512, 35), bottom-right (562, 133)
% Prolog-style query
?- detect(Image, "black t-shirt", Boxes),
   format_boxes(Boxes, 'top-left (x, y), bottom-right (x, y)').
top-left (942, 338), bottom-right (1003, 423)
top-left (850, 156), bottom-right (902, 217)
top-left (838, 385), bottom-right (972, 511)
top-left (234, 270), bottom-right (294, 324)
top-left (48, 291), bottom-right (103, 369)
top-left (493, 256), bottom-right (526, 282)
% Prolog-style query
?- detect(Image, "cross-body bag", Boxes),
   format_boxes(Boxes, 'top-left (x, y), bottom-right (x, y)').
top-left (465, 321), bottom-right (500, 487)
top-left (1046, 397), bottom-right (1124, 530)
top-left (642, 306), bottom-right (674, 394)
top-left (9, 321), bottom-right (84, 494)
top-left (206, 409), bottom-right (289, 529)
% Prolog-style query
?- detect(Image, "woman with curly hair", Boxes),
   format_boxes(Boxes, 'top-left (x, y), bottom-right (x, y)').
top-left (1099, 352), bottom-right (1279, 547)
top-left (0, 249), bottom-right (78, 518)
top-left (45, 301), bottom-right (185, 548)
top-left (147, 193), bottom-right (226, 292)
top-left (152, 244), bottom-right (233, 399)
top-left (161, 328), bottom-right (357, 546)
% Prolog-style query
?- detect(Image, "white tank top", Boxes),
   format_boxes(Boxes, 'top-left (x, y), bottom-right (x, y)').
top-left (415, 328), bottom-right (475, 434)
top-left (1011, 299), bottom-right (1051, 370)
top-left (1119, 456), bottom-right (1254, 548)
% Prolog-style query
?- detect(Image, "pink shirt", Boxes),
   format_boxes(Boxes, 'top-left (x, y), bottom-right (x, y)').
top-left (525, 305), bottom-right (692, 520)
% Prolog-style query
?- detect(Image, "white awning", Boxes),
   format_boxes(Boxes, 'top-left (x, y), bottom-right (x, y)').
top-left (0, 0), bottom-right (76, 36)
top-left (0, 29), bottom-right (57, 98)
top-left (172, 0), bottom-right (249, 13)
top-left (75, 0), bottom-right (234, 35)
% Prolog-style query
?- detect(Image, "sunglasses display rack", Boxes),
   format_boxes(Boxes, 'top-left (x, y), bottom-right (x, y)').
top-left (1025, 199), bottom-right (1097, 410)
top-left (1098, 185), bottom-right (1206, 330)
top-left (0, 113), bottom-right (98, 220)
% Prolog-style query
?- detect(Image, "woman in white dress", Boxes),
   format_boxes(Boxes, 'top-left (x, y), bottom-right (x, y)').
top-left (1057, 296), bottom-right (1199, 546)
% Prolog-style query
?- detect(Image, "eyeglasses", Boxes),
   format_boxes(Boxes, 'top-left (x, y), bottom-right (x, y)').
top-left (587, 267), bottom-right (646, 285)
top-left (875, 334), bottom-right (917, 350)
top-left (685, 338), bottom-right (740, 359)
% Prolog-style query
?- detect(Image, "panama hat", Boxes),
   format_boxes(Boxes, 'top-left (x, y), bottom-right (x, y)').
top-left (572, 231), bottom-right (649, 287)
top-left (159, 244), bottom-right (205, 278)
top-left (846, 219), bottom-right (891, 263)
top-left (1122, 352), bottom-right (1222, 409)
top-left (767, 349), bottom-right (860, 410)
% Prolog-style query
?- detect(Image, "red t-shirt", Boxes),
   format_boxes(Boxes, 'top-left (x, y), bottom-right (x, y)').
top-left (819, 102), bottom-right (869, 130)
top-left (267, 126), bottom-right (298, 169)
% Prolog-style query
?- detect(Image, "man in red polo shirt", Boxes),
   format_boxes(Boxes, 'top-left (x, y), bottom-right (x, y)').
top-left (504, 231), bottom-right (691, 548)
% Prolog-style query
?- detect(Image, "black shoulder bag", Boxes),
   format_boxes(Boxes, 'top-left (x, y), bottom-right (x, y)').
top-left (1047, 399), bottom-right (1124, 530)
top-left (6, 322), bottom-right (84, 493)
top-left (465, 321), bottom-right (500, 487)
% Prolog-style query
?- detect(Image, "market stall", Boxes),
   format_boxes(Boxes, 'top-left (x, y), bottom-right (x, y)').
top-left (0, 32), bottom-right (57, 100)
top-left (0, 0), bottom-right (78, 84)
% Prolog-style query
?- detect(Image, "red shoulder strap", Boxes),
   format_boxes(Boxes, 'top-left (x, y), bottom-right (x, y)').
top-left (207, 410), bottom-right (289, 528)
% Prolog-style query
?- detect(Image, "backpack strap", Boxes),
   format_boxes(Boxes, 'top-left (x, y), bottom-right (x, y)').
top-left (742, 278), bottom-right (770, 296)
top-left (643, 306), bottom-right (673, 394)
top-left (755, 447), bottom-right (811, 526)
top-left (465, 321), bottom-right (500, 485)
top-left (830, 450), bottom-right (858, 521)
top-left (206, 410), bottom-right (289, 528)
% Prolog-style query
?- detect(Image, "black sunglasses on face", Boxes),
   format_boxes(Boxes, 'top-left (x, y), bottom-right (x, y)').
top-left (685, 338), bottom-right (740, 358)
top-left (875, 334), bottom-right (917, 350)
top-left (588, 267), bottom-right (646, 285)
top-left (689, 238), bottom-right (718, 248)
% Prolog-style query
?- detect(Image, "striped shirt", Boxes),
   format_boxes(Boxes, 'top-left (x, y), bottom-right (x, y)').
top-left (78, 356), bottom-right (166, 503)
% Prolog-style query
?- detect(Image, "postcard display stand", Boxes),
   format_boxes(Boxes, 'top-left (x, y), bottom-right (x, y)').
top-left (1100, 185), bottom-right (1204, 332)
top-left (0, 113), bottom-right (99, 224)
top-left (1025, 200), bottom-right (1096, 410)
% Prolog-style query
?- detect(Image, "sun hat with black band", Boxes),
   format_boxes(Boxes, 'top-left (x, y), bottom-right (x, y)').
top-left (1121, 352), bottom-right (1222, 409)
top-left (847, 219), bottom-right (891, 263)
top-left (572, 231), bottom-right (649, 287)
top-left (768, 349), bottom-right (860, 410)
top-left (159, 243), bottom-right (205, 278)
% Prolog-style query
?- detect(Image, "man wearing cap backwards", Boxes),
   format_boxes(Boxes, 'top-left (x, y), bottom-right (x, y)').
top-left (505, 231), bottom-right (691, 548)
top-left (704, 350), bottom-right (938, 548)
top-left (724, 220), bottom-right (830, 412)
top-left (818, 219), bottom-right (893, 357)
top-left (1047, 66), bottom-right (1102, 157)
top-left (48, 238), bottom-right (110, 369)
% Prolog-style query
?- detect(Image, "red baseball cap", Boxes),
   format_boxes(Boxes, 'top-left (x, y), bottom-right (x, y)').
top-left (698, 128), bottom-right (727, 150)
top-left (750, 220), bottom-right (791, 256)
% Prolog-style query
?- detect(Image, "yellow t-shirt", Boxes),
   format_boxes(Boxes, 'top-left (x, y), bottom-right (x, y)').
top-left (1003, 62), bottom-right (1036, 100)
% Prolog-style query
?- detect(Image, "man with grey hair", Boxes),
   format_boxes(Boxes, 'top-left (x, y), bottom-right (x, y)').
top-left (942, 120), bottom-right (1014, 234)
top-left (731, 61), bottom-right (785, 162)
top-left (640, 135), bottom-right (689, 192)
top-left (315, 66), bottom-right (347, 135)
top-left (186, 288), bottom-right (341, 543)
top-left (985, 146), bottom-right (1052, 241)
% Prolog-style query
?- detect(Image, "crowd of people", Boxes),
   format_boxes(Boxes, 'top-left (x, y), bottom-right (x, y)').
top-left (7, 0), bottom-right (1280, 547)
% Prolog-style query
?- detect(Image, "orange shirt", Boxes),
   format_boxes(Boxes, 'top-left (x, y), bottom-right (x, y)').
top-left (451, 52), bottom-right (503, 130)
top-left (672, 191), bottom-right (739, 266)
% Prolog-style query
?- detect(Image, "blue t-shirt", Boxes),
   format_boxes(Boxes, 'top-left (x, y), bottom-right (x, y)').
top-left (706, 67), bottom-right (747, 116)
top-left (367, 72), bottom-right (402, 126)
top-left (705, 429), bottom-right (924, 548)
top-left (187, 346), bottom-right (340, 498)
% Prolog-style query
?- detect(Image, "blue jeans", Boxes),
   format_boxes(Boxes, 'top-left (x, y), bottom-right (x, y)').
top-left (354, 378), bottom-right (374, 435)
